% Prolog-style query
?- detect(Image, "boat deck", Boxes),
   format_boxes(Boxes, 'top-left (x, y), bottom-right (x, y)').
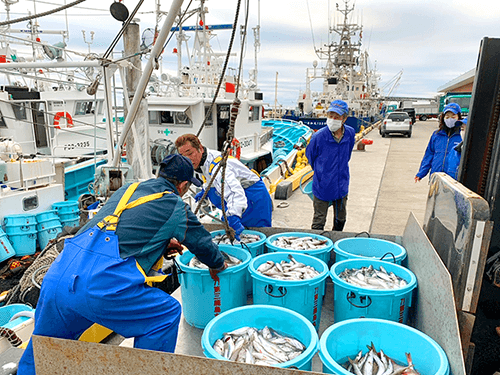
top-left (118, 120), bottom-right (439, 372)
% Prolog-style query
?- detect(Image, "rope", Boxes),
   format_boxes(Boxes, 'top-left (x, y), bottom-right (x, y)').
top-left (195, 0), bottom-right (242, 138)
top-left (0, 0), bottom-right (86, 27)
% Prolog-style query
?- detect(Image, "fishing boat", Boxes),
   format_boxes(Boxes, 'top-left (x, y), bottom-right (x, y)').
top-left (284, 0), bottom-right (384, 132)
top-left (142, 2), bottom-right (274, 175)
top-left (0, 0), bottom-right (122, 201)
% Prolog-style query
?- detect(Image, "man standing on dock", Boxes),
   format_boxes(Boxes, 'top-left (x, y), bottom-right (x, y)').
top-left (306, 100), bottom-right (355, 231)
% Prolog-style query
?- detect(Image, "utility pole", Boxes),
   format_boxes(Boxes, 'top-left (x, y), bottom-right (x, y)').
top-left (123, 20), bottom-right (152, 179)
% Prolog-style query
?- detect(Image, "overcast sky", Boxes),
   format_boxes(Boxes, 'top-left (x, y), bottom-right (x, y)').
top-left (4, 0), bottom-right (500, 107)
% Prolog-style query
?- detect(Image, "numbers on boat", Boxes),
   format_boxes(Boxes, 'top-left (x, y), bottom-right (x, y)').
top-left (240, 139), bottom-right (252, 148)
top-left (63, 141), bottom-right (91, 150)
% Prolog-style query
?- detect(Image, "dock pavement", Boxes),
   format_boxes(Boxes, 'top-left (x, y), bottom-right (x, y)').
top-left (271, 119), bottom-right (438, 236)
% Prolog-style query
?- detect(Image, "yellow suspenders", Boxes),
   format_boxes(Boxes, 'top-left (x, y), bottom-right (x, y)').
top-left (97, 182), bottom-right (173, 286)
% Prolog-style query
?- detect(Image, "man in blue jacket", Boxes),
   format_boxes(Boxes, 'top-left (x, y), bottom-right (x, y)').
top-left (18, 154), bottom-right (226, 374)
top-left (306, 100), bottom-right (355, 231)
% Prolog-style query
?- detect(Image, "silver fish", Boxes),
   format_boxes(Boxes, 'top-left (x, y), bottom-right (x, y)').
top-left (213, 325), bottom-right (305, 366)
top-left (257, 254), bottom-right (320, 280)
top-left (339, 265), bottom-right (407, 290)
top-left (213, 233), bottom-right (262, 244)
top-left (272, 236), bottom-right (328, 250)
top-left (189, 251), bottom-right (242, 269)
top-left (343, 343), bottom-right (420, 375)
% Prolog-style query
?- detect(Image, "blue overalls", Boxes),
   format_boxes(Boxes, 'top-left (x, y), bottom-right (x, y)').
top-left (18, 183), bottom-right (182, 374)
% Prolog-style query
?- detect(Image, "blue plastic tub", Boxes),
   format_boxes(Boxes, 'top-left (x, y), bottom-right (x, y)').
top-left (35, 210), bottom-right (59, 224)
top-left (210, 229), bottom-right (266, 258)
top-left (249, 252), bottom-right (328, 330)
top-left (177, 245), bottom-right (251, 328)
top-left (202, 305), bottom-right (319, 371)
top-left (37, 222), bottom-right (62, 249)
top-left (330, 259), bottom-right (417, 324)
top-left (52, 200), bottom-right (79, 214)
top-left (3, 214), bottom-right (36, 227)
top-left (211, 229), bottom-right (266, 295)
top-left (0, 304), bottom-right (35, 329)
top-left (266, 232), bottom-right (333, 264)
top-left (333, 237), bottom-right (407, 265)
top-left (319, 318), bottom-right (449, 375)
top-left (7, 232), bottom-right (37, 256)
top-left (57, 212), bottom-right (79, 222)
top-left (0, 229), bottom-right (16, 262)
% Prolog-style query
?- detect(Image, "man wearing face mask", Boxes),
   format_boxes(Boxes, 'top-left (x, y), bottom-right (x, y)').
top-left (305, 100), bottom-right (355, 231)
top-left (415, 103), bottom-right (464, 182)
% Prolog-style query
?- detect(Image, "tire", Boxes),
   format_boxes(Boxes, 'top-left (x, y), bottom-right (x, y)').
top-left (381, 132), bottom-right (386, 138)
top-left (407, 132), bottom-right (412, 138)
top-left (420, 115), bottom-right (427, 121)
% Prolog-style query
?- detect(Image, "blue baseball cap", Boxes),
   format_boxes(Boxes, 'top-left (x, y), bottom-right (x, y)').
top-left (326, 100), bottom-right (349, 116)
top-left (443, 103), bottom-right (461, 115)
top-left (159, 154), bottom-right (202, 187)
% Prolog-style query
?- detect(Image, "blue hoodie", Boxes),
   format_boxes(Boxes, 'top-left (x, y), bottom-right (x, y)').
top-left (306, 125), bottom-right (355, 201)
top-left (416, 127), bottom-right (462, 180)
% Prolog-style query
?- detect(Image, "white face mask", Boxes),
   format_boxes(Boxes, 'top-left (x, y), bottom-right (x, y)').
top-left (327, 118), bottom-right (342, 132)
top-left (444, 118), bottom-right (457, 128)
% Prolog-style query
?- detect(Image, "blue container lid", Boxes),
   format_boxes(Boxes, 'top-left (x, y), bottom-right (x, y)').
top-left (202, 304), bottom-right (319, 369)
top-left (249, 252), bottom-right (329, 286)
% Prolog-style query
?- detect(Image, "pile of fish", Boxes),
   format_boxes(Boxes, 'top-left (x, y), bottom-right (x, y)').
top-left (188, 251), bottom-right (242, 269)
top-left (343, 343), bottom-right (420, 375)
top-left (257, 254), bottom-right (320, 280)
top-left (338, 265), bottom-right (407, 290)
top-left (213, 233), bottom-right (262, 244)
top-left (271, 236), bottom-right (328, 250)
top-left (212, 325), bottom-right (306, 365)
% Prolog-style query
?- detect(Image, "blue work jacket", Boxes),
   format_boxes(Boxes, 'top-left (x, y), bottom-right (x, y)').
top-left (306, 125), bottom-right (355, 201)
top-left (79, 178), bottom-right (224, 273)
top-left (416, 127), bottom-right (462, 180)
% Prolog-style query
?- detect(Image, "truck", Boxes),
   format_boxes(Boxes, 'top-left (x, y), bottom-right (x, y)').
top-left (439, 92), bottom-right (472, 116)
top-left (412, 100), bottom-right (440, 121)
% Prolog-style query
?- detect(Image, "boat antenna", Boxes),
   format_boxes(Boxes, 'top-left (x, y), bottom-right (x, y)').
top-left (306, 0), bottom-right (317, 52)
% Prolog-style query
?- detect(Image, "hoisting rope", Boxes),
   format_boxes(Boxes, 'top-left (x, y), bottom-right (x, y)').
top-left (195, 0), bottom-right (242, 138)
top-left (0, 0), bottom-right (86, 27)
top-left (194, 0), bottom-right (248, 242)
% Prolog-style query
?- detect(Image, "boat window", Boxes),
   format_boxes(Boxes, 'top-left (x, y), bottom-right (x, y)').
top-left (12, 102), bottom-right (27, 120)
top-left (23, 195), bottom-right (39, 211)
top-left (75, 101), bottom-right (98, 116)
top-left (149, 111), bottom-right (160, 124)
top-left (163, 111), bottom-right (192, 126)
top-left (249, 106), bottom-right (260, 122)
top-left (97, 100), bottom-right (104, 115)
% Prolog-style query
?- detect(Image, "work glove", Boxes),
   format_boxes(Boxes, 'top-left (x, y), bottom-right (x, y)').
top-left (227, 215), bottom-right (245, 241)
top-left (165, 238), bottom-right (183, 257)
top-left (209, 261), bottom-right (228, 282)
top-left (194, 189), bottom-right (205, 202)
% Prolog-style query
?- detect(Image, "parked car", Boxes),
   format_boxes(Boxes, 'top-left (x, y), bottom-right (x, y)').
top-left (380, 111), bottom-right (412, 137)
top-left (401, 108), bottom-right (416, 124)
